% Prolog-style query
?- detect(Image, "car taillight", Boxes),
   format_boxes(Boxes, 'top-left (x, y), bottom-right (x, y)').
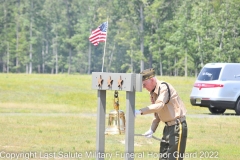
top-left (194, 83), bottom-right (224, 90)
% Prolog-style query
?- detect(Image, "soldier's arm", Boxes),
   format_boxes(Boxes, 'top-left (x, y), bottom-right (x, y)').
top-left (150, 113), bottom-right (160, 132)
top-left (140, 84), bottom-right (168, 114)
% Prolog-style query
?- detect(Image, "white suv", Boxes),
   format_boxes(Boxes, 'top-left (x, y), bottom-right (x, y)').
top-left (190, 63), bottom-right (240, 115)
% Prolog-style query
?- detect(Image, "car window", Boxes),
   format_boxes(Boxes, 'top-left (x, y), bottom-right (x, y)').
top-left (198, 67), bottom-right (222, 81)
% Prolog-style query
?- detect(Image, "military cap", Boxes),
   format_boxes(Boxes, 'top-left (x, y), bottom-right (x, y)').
top-left (140, 68), bottom-right (155, 81)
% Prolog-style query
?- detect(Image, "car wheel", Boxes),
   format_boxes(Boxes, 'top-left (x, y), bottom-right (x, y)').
top-left (208, 108), bottom-right (226, 114)
top-left (235, 98), bottom-right (240, 115)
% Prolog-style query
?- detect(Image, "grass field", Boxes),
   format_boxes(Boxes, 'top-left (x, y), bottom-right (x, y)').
top-left (0, 74), bottom-right (239, 160)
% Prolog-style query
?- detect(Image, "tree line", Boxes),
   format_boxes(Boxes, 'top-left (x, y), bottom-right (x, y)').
top-left (0, 0), bottom-right (239, 76)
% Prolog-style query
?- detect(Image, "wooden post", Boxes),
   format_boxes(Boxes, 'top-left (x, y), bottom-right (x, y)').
top-left (92, 73), bottom-right (142, 160)
top-left (96, 90), bottom-right (106, 160)
top-left (125, 91), bottom-right (135, 160)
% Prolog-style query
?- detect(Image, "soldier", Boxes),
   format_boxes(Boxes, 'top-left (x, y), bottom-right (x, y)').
top-left (135, 68), bottom-right (188, 160)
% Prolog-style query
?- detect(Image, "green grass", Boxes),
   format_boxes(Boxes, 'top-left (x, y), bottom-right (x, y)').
top-left (0, 74), bottom-right (239, 160)
top-left (0, 74), bottom-right (95, 112)
top-left (0, 74), bottom-right (234, 114)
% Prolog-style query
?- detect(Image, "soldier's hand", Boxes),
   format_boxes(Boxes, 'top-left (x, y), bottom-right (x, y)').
top-left (135, 110), bottom-right (141, 116)
top-left (143, 129), bottom-right (153, 138)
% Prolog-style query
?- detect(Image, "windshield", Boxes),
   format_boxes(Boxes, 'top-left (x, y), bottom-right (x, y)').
top-left (198, 67), bottom-right (222, 81)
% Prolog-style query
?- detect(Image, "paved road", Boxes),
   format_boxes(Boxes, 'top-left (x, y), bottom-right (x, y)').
top-left (187, 113), bottom-right (239, 118)
top-left (0, 113), bottom-right (239, 118)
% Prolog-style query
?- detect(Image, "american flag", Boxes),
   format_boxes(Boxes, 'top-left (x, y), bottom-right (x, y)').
top-left (89, 22), bottom-right (108, 46)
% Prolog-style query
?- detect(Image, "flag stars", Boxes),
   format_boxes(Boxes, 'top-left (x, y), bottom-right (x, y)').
top-left (89, 22), bottom-right (108, 46)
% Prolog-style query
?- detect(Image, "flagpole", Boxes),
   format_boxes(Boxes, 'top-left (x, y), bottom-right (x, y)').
top-left (101, 18), bottom-right (108, 72)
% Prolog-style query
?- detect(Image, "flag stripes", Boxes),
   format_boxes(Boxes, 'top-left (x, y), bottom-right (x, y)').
top-left (89, 22), bottom-right (108, 46)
